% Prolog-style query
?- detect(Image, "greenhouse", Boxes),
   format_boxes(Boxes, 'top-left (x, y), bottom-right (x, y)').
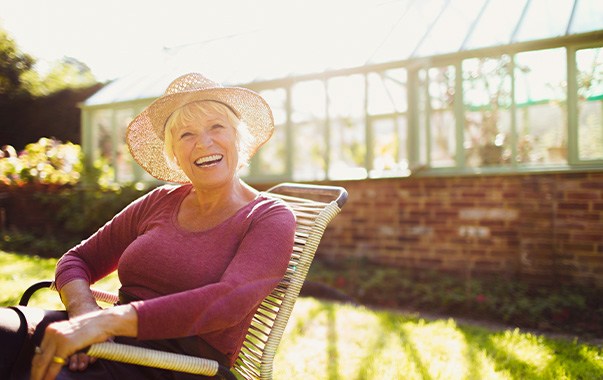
top-left (79, 0), bottom-right (603, 184)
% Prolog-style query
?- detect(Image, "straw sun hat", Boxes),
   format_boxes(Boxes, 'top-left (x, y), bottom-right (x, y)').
top-left (126, 73), bottom-right (274, 183)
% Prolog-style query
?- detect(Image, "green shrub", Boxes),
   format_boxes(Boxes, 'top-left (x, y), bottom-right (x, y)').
top-left (0, 138), bottom-right (151, 257)
top-left (307, 257), bottom-right (603, 337)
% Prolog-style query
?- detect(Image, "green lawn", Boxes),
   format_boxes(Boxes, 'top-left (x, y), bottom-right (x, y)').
top-left (1, 251), bottom-right (601, 379)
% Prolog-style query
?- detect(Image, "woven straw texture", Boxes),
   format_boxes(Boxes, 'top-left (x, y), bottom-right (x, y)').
top-left (88, 342), bottom-right (219, 376)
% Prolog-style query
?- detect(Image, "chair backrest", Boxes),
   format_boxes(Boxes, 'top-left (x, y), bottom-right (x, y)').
top-left (232, 183), bottom-right (347, 380)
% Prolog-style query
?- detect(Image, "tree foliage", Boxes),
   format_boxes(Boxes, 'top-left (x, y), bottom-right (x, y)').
top-left (0, 26), bottom-right (35, 98)
top-left (0, 25), bottom-right (103, 150)
top-left (0, 25), bottom-right (98, 98)
top-left (21, 56), bottom-right (98, 97)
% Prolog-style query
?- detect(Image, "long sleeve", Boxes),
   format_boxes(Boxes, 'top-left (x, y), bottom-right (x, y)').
top-left (54, 186), bottom-right (171, 291)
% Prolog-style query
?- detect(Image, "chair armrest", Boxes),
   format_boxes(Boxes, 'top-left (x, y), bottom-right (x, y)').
top-left (19, 281), bottom-right (119, 306)
top-left (89, 288), bottom-right (119, 305)
top-left (266, 182), bottom-right (348, 208)
top-left (87, 342), bottom-right (236, 380)
top-left (19, 281), bottom-right (54, 306)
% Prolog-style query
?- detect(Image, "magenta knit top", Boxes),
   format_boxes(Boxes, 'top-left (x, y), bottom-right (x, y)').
top-left (54, 184), bottom-right (296, 365)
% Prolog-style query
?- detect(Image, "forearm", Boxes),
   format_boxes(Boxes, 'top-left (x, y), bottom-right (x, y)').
top-left (59, 279), bottom-right (100, 317)
top-left (99, 304), bottom-right (138, 338)
top-left (59, 279), bottom-right (138, 337)
top-left (64, 304), bottom-right (138, 342)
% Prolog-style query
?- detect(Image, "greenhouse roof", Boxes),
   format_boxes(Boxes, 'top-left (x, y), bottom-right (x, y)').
top-left (84, 0), bottom-right (603, 107)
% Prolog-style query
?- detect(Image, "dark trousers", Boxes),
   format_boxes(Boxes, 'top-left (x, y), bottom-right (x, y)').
top-left (0, 306), bottom-right (227, 380)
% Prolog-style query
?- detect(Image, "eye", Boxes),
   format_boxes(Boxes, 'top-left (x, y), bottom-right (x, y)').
top-left (211, 124), bottom-right (225, 130)
top-left (179, 131), bottom-right (193, 139)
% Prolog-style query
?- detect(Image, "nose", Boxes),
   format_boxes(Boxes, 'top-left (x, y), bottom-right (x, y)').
top-left (195, 130), bottom-right (213, 148)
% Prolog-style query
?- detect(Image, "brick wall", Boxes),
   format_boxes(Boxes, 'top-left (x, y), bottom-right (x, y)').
top-left (283, 172), bottom-right (603, 288)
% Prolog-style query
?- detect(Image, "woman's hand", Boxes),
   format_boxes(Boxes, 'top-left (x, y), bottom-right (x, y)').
top-left (30, 305), bottom-right (138, 380)
top-left (65, 299), bottom-right (104, 372)
top-left (30, 309), bottom-right (109, 380)
top-left (58, 279), bottom-right (103, 373)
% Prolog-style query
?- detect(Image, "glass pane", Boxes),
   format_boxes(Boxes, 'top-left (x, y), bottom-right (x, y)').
top-left (328, 75), bottom-right (365, 117)
top-left (291, 80), bottom-right (325, 123)
top-left (328, 75), bottom-right (367, 180)
top-left (260, 88), bottom-right (287, 126)
top-left (570, 0), bottom-right (603, 34)
top-left (291, 81), bottom-right (326, 180)
top-left (372, 118), bottom-right (397, 172)
top-left (515, 48), bottom-right (567, 164)
top-left (368, 69), bottom-right (408, 115)
top-left (514, 0), bottom-right (574, 42)
top-left (257, 125), bottom-right (287, 175)
top-left (369, 0), bottom-right (447, 63)
top-left (464, 0), bottom-right (527, 49)
top-left (418, 70), bottom-right (429, 165)
top-left (91, 110), bottom-right (113, 162)
top-left (516, 104), bottom-right (565, 163)
top-left (430, 110), bottom-right (457, 167)
top-left (428, 66), bottom-right (457, 167)
top-left (577, 47), bottom-right (603, 161)
top-left (416, 0), bottom-right (485, 56)
top-left (257, 88), bottom-right (287, 175)
top-left (293, 122), bottom-right (326, 181)
top-left (115, 109), bottom-right (135, 183)
top-left (329, 118), bottom-right (367, 180)
top-left (463, 56), bottom-right (513, 167)
top-left (370, 116), bottom-right (408, 177)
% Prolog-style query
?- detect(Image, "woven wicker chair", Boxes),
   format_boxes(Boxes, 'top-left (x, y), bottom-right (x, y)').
top-left (19, 182), bottom-right (348, 380)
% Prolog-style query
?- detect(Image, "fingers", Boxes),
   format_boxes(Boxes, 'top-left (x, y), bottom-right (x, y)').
top-left (31, 308), bottom-right (113, 379)
top-left (68, 352), bottom-right (97, 371)
top-left (30, 345), bottom-right (68, 380)
top-left (30, 322), bottom-right (77, 380)
top-left (31, 346), bottom-right (98, 380)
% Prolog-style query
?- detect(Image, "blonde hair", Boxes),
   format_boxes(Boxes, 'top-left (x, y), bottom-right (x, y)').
top-left (163, 101), bottom-right (254, 170)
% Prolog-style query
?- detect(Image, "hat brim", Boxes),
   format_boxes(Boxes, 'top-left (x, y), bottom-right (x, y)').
top-left (126, 87), bottom-right (274, 183)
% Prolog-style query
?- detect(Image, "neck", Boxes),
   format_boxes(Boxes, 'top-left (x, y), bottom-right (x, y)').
top-left (190, 177), bottom-right (256, 214)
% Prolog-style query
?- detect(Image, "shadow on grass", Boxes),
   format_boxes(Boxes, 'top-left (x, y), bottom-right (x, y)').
top-left (459, 326), bottom-right (544, 379)
top-left (374, 312), bottom-right (434, 380)
top-left (537, 334), bottom-right (603, 379)
top-left (303, 301), bottom-right (434, 380)
top-left (459, 322), bottom-right (603, 379)
top-left (325, 304), bottom-right (339, 380)
top-left (351, 310), bottom-right (398, 380)
top-left (369, 308), bottom-right (603, 380)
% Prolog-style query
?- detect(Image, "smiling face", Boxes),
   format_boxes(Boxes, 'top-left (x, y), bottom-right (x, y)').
top-left (165, 101), bottom-right (242, 189)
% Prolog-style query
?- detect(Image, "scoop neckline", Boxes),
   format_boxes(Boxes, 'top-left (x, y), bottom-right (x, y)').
top-left (170, 185), bottom-right (265, 234)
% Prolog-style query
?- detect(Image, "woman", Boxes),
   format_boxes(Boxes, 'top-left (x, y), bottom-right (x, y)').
top-left (0, 73), bottom-right (297, 380)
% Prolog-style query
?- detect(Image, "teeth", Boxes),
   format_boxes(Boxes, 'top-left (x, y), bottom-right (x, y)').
top-left (195, 154), bottom-right (223, 166)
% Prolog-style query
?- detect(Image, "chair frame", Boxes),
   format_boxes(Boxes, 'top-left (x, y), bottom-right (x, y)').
top-left (20, 182), bottom-right (347, 380)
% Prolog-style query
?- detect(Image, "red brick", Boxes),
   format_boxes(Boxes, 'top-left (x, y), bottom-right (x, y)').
top-left (581, 180), bottom-right (603, 190)
top-left (565, 191), bottom-right (600, 200)
top-left (571, 233), bottom-right (603, 243)
top-left (562, 243), bottom-right (596, 252)
top-left (557, 202), bottom-right (589, 210)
